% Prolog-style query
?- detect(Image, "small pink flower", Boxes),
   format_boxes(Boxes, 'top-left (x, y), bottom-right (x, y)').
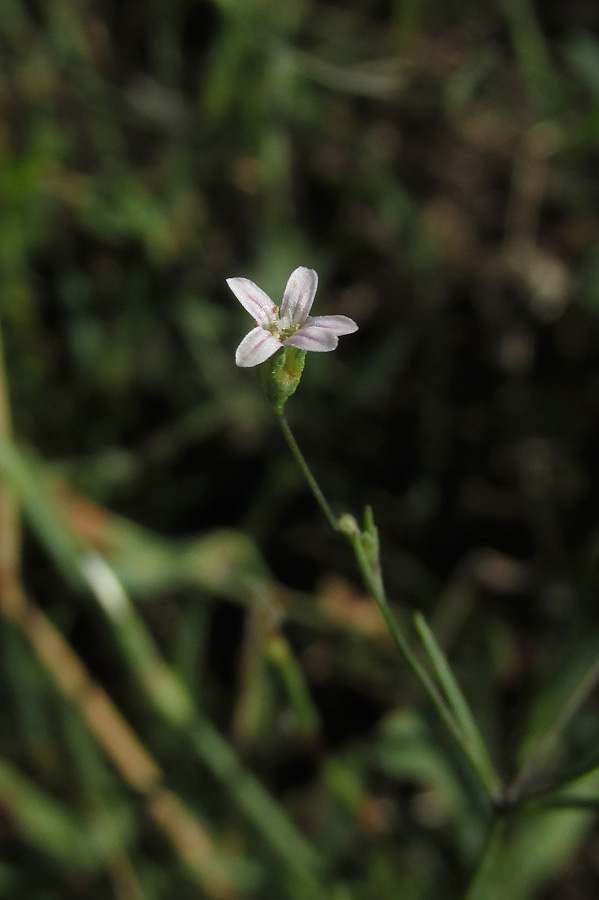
top-left (227, 266), bottom-right (358, 367)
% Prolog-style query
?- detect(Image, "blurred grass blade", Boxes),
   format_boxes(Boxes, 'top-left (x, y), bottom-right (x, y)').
top-left (413, 612), bottom-right (501, 798)
top-left (0, 439), bottom-right (84, 585)
top-left (510, 645), bottom-right (599, 801)
top-left (190, 719), bottom-right (325, 890)
top-left (501, 0), bottom-right (559, 110)
top-left (0, 757), bottom-right (98, 869)
top-left (463, 819), bottom-right (506, 900)
top-left (80, 553), bottom-right (327, 885)
top-left (267, 634), bottom-right (321, 738)
top-left (480, 768), bottom-right (599, 900)
top-left (0, 439), bottom-right (327, 888)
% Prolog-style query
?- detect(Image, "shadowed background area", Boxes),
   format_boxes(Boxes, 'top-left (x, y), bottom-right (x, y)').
top-left (2, 1), bottom-right (599, 898)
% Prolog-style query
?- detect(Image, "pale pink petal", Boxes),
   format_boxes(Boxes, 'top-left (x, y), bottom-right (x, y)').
top-left (280, 267), bottom-right (318, 324)
top-left (227, 277), bottom-right (274, 327)
top-left (285, 323), bottom-right (339, 352)
top-left (235, 327), bottom-right (281, 367)
top-left (307, 315), bottom-right (358, 336)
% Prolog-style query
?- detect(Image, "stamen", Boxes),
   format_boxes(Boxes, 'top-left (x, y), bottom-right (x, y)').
top-left (273, 305), bottom-right (280, 314)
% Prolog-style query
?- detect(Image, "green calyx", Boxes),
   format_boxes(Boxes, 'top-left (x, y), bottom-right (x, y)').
top-left (261, 346), bottom-right (307, 414)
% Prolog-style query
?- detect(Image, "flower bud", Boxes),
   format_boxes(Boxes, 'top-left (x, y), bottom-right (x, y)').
top-left (261, 346), bottom-right (306, 414)
top-left (337, 513), bottom-right (361, 538)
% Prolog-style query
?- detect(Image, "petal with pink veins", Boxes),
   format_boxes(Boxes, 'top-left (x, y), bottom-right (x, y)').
top-left (285, 323), bottom-right (339, 352)
top-left (280, 267), bottom-right (318, 324)
top-left (307, 315), bottom-right (359, 335)
top-left (227, 278), bottom-right (274, 327)
top-left (235, 327), bottom-right (281, 367)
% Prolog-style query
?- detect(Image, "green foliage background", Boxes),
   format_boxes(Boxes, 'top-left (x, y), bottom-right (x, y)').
top-left (2, 0), bottom-right (599, 898)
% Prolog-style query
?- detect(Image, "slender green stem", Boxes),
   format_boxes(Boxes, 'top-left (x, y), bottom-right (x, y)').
top-left (276, 414), bottom-right (465, 756)
top-left (277, 412), bottom-right (340, 533)
top-left (276, 412), bottom-right (505, 803)
top-left (348, 530), bottom-right (465, 750)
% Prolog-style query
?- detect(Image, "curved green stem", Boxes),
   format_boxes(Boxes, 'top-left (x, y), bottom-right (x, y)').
top-left (347, 528), bottom-right (464, 746)
top-left (275, 413), bottom-right (502, 800)
top-left (277, 412), bottom-right (339, 533)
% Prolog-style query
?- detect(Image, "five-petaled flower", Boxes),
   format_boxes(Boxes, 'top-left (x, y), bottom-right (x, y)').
top-left (227, 266), bottom-right (358, 367)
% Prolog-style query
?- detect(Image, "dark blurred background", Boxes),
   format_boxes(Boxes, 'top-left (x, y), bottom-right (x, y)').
top-left (2, 1), bottom-right (599, 898)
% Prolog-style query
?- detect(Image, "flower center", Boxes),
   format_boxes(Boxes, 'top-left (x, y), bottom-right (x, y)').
top-left (268, 306), bottom-right (302, 341)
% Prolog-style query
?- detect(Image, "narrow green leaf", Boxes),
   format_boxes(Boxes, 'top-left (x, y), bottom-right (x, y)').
top-left (413, 612), bottom-right (501, 798)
